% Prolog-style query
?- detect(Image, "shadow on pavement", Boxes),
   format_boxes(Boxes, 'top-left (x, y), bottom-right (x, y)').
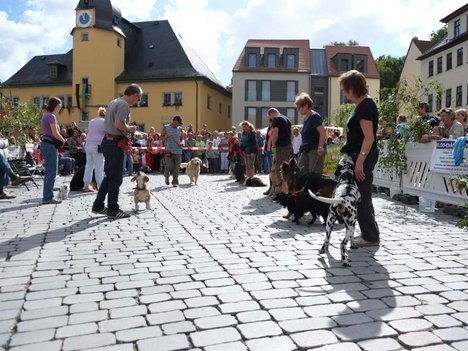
top-left (0, 217), bottom-right (108, 260)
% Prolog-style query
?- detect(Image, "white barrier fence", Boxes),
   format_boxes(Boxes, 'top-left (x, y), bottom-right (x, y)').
top-left (373, 141), bottom-right (468, 206)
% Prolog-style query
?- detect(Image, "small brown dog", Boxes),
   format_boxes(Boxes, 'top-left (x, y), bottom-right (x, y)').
top-left (186, 157), bottom-right (202, 185)
top-left (131, 171), bottom-right (151, 211)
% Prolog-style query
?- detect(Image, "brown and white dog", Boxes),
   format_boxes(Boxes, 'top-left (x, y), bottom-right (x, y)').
top-left (131, 171), bottom-right (151, 211)
top-left (185, 157), bottom-right (203, 185)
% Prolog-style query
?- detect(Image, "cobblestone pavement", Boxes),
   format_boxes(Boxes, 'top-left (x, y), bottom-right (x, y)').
top-left (1, 172), bottom-right (468, 351)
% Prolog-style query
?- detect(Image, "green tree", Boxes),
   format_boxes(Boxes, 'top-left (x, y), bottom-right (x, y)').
top-left (376, 55), bottom-right (405, 91)
top-left (332, 103), bottom-right (354, 129)
top-left (430, 25), bottom-right (448, 42)
top-left (328, 40), bottom-right (359, 46)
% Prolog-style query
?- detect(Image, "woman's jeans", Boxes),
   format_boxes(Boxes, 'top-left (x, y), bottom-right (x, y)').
top-left (0, 152), bottom-right (15, 187)
top-left (40, 141), bottom-right (58, 202)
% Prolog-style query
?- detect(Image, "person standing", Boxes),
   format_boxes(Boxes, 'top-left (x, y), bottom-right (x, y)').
top-left (83, 107), bottom-right (106, 191)
top-left (295, 93), bottom-right (326, 174)
top-left (291, 127), bottom-right (302, 160)
top-left (268, 108), bottom-right (292, 196)
top-left (339, 70), bottom-right (380, 246)
top-left (41, 97), bottom-right (66, 204)
top-left (92, 84), bottom-right (141, 219)
top-left (161, 115), bottom-right (184, 187)
top-left (239, 121), bottom-right (257, 178)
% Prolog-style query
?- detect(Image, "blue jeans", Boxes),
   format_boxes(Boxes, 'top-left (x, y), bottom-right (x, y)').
top-left (59, 156), bottom-right (75, 175)
top-left (123, 153), bottom-right (133, 176)
top-left (93, 138), bottom-right (124, 212)
top-left (0, 152), bottom-right (15, 187)
top-left (263, 151), bottom-right (272, 173)
top-left (41, 141), bottom-right (58, 202)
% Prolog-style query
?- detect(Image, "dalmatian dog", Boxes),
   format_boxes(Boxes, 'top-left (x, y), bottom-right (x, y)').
top-left (308, 153), bottom-right (361, 266)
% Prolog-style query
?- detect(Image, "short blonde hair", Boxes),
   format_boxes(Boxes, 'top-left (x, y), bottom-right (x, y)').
top-left (295, 92), bottom-right (313, 109)
top-left (240, 121), bottom-right (255, 131)
top-left (98, 107), bottom-right (106, 116)
top-left (456, 108), bottom-right (467, 122)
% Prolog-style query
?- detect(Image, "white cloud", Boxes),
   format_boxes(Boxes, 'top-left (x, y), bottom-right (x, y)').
top-left (0, 0), bottom-right (466, 87)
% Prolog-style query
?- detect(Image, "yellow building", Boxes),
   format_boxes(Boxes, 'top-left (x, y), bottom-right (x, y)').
top-left (1, 0), bottom-right (232, 132)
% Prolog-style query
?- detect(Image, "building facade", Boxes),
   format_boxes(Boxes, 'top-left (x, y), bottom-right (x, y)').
top-left (232, 40), bottom-right (311, 129)
top-left (418, 4), bottom-right (468, 112)
top-left (232, 40), bottom-right (379, 128)
top-left (1, 0), bottom-right (232, 132)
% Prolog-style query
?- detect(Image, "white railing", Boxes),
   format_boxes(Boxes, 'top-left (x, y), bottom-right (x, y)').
top-left (374, 141), bottom-right (468, 206)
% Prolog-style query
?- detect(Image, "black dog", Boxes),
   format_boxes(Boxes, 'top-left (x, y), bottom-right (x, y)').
top-left (281, 158), bottom-right (337, 197)
top-left (275, 191), bottom-right (329, 225)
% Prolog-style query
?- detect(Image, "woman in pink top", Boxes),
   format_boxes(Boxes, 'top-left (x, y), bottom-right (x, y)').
top-left (83, 107), bottom-right (106, 191)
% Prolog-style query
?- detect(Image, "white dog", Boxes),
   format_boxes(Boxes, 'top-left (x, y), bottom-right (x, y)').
top-left (185, 157), bottom-right (202, 185)
top-left (131, 171), bottom-right (151, 211)
top-left (57, 184), bottom-right (69, 200)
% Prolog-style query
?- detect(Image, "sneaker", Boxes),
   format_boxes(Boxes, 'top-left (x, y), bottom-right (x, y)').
top-left (42, 198), bottom-right (62, 205)
top-left (92, 207), bottom-right (108, 215)
top-left (11, 176), bottom-right (33, 186)
top-left (107, 209), bottom-right (131, 219)
top-left (355, 237), bottom-right (380, 247)
top-left (0, 191), bottom-right (15, 199)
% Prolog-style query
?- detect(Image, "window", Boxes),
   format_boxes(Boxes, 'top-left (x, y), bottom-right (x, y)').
top-left (138, 93), bottom-right (148, 107)
top-left (313, 87), bottom-right (324, 106)
top-left (49, 65), bottom-right (58, 79)
top-left (286, 108), bottom-right (297, 125)
top-left (207, 95), bottom-right (211, 110)
top-left (81, 111), bottom-right (89, 121)
top-left (247, 53), bottom-right (257, 67)
top-left (447, 52), bottom-right (452, 70)
top-left (340, 58), bottom-right (349, 71)
top-left (286, 81), bottom-right (296, 102)
top-left (456, 86), bottom-right (462, 107)
top-left (428, 94), bottom-right (433, 113)
top-left (457, 48), bottom-right (463, 66)
top-left (12, 97), bottom-right (19, 107)
top-left (446, 88), bottom-right (452, 107)
top-left (218, 103), bottom-right (222, 114)
top-left (117, 38), bottom-right (121, 47)
top-left (174, 92), bottom-right (182, 106)
top-left (227, 105), bottom-right (231, 118)
top-left (286, 54), bottom-right (296, 68)
top-left (246, 107), bottom-right (256, 125)
top-left (436, 93), bottom-right (442, 111)
top-left (247, 80), bottom-right (257, 101)
top-left (66, 96), bottom-right (72, 108)
top-left (81, 33), bottom-right (88, 41)
top-left (267, 53), bottom-right (276, 68)
top-left (42, 97), bottom-right (49, 106)
top-left (455, 19), bottom-right (461, 37)
top-left (261, 81), bottom-right (270, 101)
top-left (33, 97), bottom-right (41, 107)
top-left (356, 58), bottom-right (365, 72)
top-left (163, 93), bottom-right (171, 106)
top-left (428, 60), bottom-right (433, 77)
top-left (437, 57), bottom-right (442, 74)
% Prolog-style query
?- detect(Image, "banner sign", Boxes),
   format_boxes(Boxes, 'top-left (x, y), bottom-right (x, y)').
top-left (429, 140), bottom-right (468, 175)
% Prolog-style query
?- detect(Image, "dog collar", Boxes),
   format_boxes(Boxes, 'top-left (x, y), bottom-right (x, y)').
top-left (134, 186), bottom-right (146, 190)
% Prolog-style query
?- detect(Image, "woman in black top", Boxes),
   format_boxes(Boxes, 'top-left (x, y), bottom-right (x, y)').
top-left (339, 70), bottom-right (380, 246)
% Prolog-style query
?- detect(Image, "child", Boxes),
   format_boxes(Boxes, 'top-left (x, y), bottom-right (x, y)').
top-left (205, 141), bottom-right (218, 174)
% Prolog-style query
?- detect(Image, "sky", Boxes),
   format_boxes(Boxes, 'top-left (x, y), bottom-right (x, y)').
top-left (0, 0), bottom-right (466, 87)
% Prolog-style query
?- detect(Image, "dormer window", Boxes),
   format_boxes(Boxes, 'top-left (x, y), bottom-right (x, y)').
top-left (113, 14), bottom-right (120, 26)
top-left (247, 53), bottom-right (257, 67)
top-left (49, 65), bottom-right (58, 79)
top-left (454, 19), bottom-right (461, 37)
top-left (267, 53), bottom-right (276, 68)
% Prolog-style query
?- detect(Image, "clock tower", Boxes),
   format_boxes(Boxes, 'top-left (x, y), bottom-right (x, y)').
top-left (72, 0), bottom-right (125, 121)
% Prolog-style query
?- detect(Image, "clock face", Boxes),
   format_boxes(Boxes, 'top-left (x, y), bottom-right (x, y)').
top-left (77, 10), bottom-right (92, 28)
